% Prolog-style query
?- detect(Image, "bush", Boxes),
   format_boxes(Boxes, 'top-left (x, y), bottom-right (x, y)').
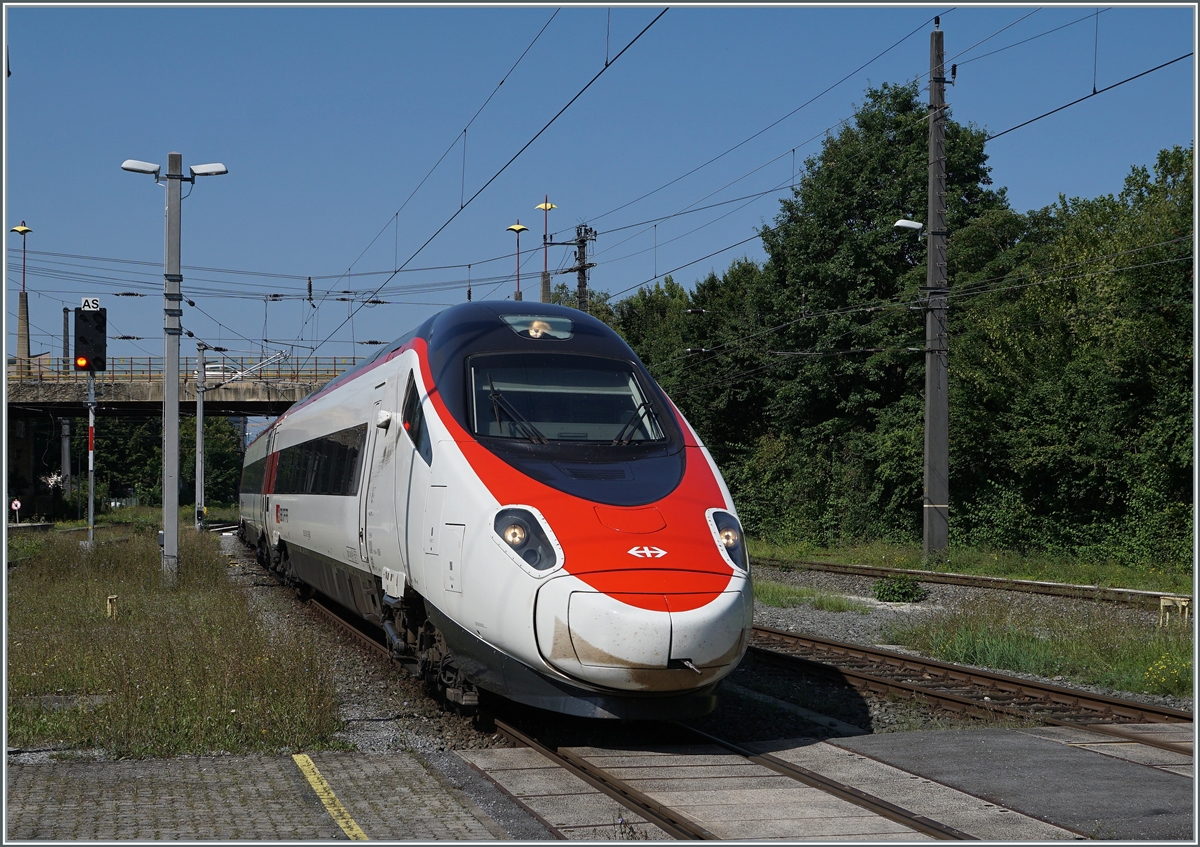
top-left (873, 574), bottom-right (928, 603)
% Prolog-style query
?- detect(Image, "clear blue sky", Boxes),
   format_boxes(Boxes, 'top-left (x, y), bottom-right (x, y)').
top-left (5, 4), bottom-right (1196, 367)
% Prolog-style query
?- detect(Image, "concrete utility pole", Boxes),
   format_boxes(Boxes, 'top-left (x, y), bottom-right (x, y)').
top-left (62, 307), bottom-right (69, 374)
top-left (195, 341), bottom-right (206, 531)
top-left (163, 152), bottom-right (184, 578)
top-left (923, 22), bottom-right (950, 559)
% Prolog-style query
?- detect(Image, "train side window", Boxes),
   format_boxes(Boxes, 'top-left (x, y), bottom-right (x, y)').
top-left (272, 424), bottom-right (367, 496)
top-left (240, 457), bottom-right (267, 494)
top-left (402, 371), bottom-right (433, 466)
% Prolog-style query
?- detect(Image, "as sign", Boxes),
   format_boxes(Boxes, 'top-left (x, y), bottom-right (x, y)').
top-left (81, 297), bottom-right (100, 311)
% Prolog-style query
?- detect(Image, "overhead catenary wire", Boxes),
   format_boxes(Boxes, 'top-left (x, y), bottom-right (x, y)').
top-left (589, 7), bottom-right (1083, 272)
top-left (585, 5), bottom-right (1124, 264)
top-left (300, 7), bottom-right (668, 365)
top-left (316, 9), bottom-right (562, 292)
top-left (5, 11), bottom-right (1132, 309)
top-left (646, 236), bottom-right (1192, 380)
top-left (952, 8), bottom-right (1111, 69)
top-left (16, 11), bottom-right (1180, 362)
top-left (987, 51), bottom-right (1193, 141)
top-left (587, 8), bottom-right (951, 227)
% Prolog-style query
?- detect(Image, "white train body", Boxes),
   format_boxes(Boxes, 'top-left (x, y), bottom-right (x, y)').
top-left (240, 302), bottom-right (752, 718)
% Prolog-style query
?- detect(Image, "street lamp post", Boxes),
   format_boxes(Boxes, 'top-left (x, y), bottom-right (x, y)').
top-left (9, 222), bottom-right (31, 379)
top-left (122, 154), bottom-right (227, 580)
top-left (507, 220), bottom-right (529, 301)
top-left (536, 197), bottom-right (556, 303)
top-left (195, 341), bottom-right (206, 532)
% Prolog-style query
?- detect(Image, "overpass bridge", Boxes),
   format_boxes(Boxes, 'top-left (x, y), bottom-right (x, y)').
top-left (6, 355), bottom-right (364, 416)
top-left (6, 355), bottom-right (365, 514)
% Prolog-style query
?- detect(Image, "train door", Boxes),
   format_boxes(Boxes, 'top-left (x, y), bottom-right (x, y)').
top-left (357, 381), bottom-right (387, 563)
top-left (397, 368), bottom-right (433, 593)
top-left (362, 379), bottom-right (399, 576)
top-left (260, 428), bottom-right (277, 540)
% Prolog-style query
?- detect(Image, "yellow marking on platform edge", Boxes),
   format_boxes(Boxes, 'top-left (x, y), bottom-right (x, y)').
top-left (293, 753), bottom-right (369, 840)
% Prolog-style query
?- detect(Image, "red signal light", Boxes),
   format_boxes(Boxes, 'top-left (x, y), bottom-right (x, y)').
top-left (75, 356), bottom-right (90, 370)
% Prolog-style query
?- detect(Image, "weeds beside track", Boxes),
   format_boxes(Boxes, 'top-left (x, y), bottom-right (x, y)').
top-left (7, 531), bottom-right (343, 758)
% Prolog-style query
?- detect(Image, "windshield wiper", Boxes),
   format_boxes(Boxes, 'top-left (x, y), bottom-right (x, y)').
top-left (612, 400), bottom-right (659, 445)
top-left (487, 375), bottom-right (548, 444)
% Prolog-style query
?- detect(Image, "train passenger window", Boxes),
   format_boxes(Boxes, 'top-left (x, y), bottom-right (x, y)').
top-left (272, 424), bottom-right (368, 496)
top-left (239, 457), bottom-right (267, 494)
top-left (401, 371), bottom-right (433, 465)
top-left (470, 353), bottom-right (665, 444)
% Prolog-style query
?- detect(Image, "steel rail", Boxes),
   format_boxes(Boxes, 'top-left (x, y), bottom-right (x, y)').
top-left (677, 725), bottom-right (977, 840)
top-left (307, 596), bottom-right (393, 660)
top-left (494, 719), bottom-right (717, 840)
top-left (755, 557), bottom-right (1190, 608)
top-left (751, 626), bottom-right (1193, 754)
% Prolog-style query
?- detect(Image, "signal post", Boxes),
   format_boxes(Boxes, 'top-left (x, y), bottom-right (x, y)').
top-left (74, 299), bottom-right (107, 548)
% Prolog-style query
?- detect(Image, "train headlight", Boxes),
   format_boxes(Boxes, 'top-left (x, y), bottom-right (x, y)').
top-left (502, 523), bottom-right (527, 547)
top-left (494, 507), bottom-right (558, 572)
top-left (708, 509), bottom-right (749, 572)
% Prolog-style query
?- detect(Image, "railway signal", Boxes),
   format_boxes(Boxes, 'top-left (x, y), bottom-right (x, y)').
top-left (74, 305), bottom-right (107, 371)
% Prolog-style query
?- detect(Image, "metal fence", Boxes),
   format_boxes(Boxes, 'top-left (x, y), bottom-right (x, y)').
top-left (6, 356), bottom-right (366, 386)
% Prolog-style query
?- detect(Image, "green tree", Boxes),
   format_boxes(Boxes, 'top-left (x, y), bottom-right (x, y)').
top-left (180, 415), bottom-right (246, 505)
top-left (950, 146), bottom-right (1193, 568)
top-left (546, 281), bottom-right (617, 328)
top-left (643, 81), bottom-right (1008, 543)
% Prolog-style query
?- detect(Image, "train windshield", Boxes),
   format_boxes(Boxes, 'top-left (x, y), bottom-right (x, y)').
top-left (470, 353), bottom-right (665, 444)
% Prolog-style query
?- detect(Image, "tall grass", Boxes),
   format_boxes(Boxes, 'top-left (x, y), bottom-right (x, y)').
top-left (886, 595), bottom-right (1193, 697)
top-left (753, 580), bottom-right (871, 614)
top-left (750, 538), bottom-right (1193, 595)
top-left (7, 530), bottom-right (341, 757)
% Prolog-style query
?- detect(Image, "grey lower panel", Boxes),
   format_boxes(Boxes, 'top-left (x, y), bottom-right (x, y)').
top-left (423, 602), bottom-right (719, 720)
top-left (286, 542), bottom-right (382, 623)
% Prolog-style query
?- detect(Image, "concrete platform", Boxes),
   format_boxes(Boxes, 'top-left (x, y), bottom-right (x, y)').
top-left (7, 724), bottom-right (1192, 841)
top-left (829, 727), bottom-right (1194, 841)
top-left (5, 750), bottom-right (511, 841)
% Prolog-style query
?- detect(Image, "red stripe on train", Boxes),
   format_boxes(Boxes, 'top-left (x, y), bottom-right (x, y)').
top-left (408, 338), bottom-right (734, 612)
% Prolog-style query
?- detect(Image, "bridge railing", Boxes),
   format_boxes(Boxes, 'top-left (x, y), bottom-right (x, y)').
top-left (6, 356), bottom-right (366, 386)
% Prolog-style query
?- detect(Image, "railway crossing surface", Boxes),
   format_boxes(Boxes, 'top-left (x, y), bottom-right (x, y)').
top-left (6, 722), bottom-right (1192, 841)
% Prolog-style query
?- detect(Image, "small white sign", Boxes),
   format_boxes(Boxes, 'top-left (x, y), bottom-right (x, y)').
top-left (81, 297), bottom-right (100, 311)
top-left (10, 499), bottom-right (21, 511)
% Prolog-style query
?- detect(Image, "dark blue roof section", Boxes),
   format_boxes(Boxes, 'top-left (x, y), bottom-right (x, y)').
top-left (424, 301), bottom-right (646, 426)
top-left (286, 300), bottom-right (650, 428)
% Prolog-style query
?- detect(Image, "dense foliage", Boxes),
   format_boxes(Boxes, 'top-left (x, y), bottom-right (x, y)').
top-left (71, 414), bottom-right (245, 508)
top-left (31, 82), bottom-right (1189, 572)
top-left (609, 82), bottom-right (1192, 572)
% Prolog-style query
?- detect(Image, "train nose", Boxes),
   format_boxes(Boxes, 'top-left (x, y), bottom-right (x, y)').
top-left (533, 574), bottom-right (752, 692)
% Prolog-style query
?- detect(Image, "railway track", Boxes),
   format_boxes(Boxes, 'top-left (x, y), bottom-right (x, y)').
top-left (295, 557), bottom-right (1192, 756)
top-left (492, 716), bottom-right (976, 840)
top-left (283, 572), bottom-right (1190, 839)
top-left (755, 556), bottom-right (1190, 608)
top-left (305, 596), bottom-right (972, 840)
top-left (751, 625), bottom-right (1193, 754)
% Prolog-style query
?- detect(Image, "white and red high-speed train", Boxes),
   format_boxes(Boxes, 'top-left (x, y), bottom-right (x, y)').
top-left (239, 302), bottom-right (752, 719)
